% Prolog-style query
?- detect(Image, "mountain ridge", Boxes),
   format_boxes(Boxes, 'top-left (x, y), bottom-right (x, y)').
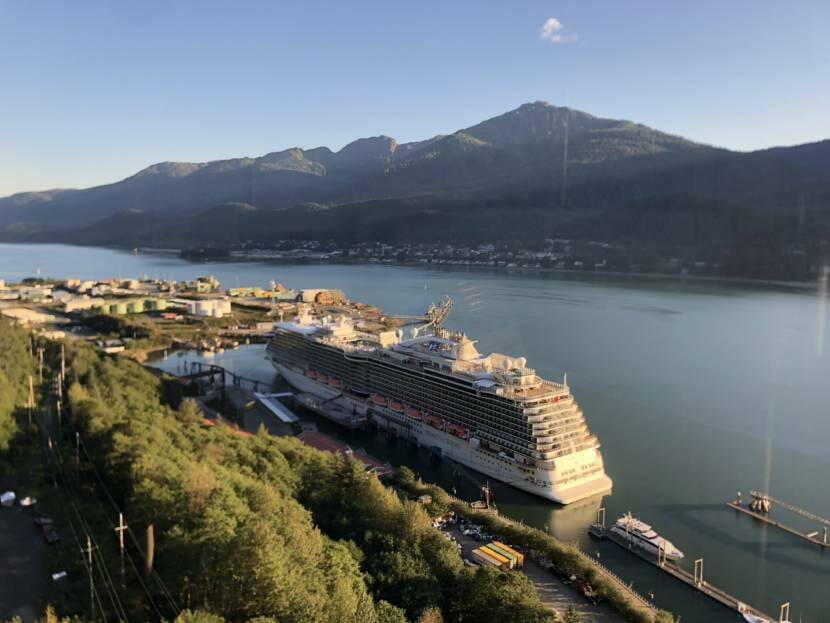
top-left (1, 101), bottom-right (828, 279)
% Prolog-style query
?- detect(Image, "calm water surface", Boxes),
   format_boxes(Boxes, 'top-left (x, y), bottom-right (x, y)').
top-left (3, 243), bottom-right (829, 622)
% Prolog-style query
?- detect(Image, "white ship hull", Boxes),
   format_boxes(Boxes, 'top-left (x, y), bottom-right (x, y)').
top-left (273, 361), bottom-right (612, 504)
top-left (609, 526), bottom-right (684, 560)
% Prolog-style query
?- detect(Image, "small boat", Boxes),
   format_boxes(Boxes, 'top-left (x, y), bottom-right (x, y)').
top-left (405, 407), bottom-right (422, 420)
top-left (389, 401), bottom-right (404, 413)
top-left (372, 394), bottom-right (388, 406)
top-left (447, 423), bottom-right (467, 438)
top-left (425, 414), bottom-right (444, 428)
top-left (610, 513), bottom-right (684, 560)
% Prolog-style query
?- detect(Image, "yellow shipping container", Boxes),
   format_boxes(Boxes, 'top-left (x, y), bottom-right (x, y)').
top-left (492, 541), bottom-right (524, 566)
top-left (480, 545), bottom-right (512, 568)
top-left (471, 548), bottom-right (506, 570)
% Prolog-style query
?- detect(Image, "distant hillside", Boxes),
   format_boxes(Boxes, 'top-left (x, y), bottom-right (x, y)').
top-left (2, 101), bottom-right (829, 278)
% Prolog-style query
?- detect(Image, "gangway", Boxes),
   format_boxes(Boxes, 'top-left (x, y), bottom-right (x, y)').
top-left (729, 491), bottom-right (830, 549)
top-left (749, 490), bottom-right (830, 527)
top-left (254, 392), bottom-right (300, 424)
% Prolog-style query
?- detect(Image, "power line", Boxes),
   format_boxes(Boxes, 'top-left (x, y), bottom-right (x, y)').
top-left (50, 428), bottom-right (167, 620)
top-left (75, 435), bottom-right (181, 614)
top-left (52, 366), bottom-right (178, 614)
top-left (52, 362), bottom-right (180, 616)
top-left (49, 442), bottom-right (118, 621)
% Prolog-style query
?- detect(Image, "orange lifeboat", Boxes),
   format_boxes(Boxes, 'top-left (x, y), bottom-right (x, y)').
top-left (318, 373), bottom-right (329, 384)
top-left (389, 401), bottom-right (404, 413)
top-left (405, 407), bottom-right (422, 420)
top-left (447, 423), bottom-right (468, 438)
top-left (425, 414), bottom-right (444, 428)
top-left (305, 369), bottom-right (317, 378)
top-left (372, 393), bottom-right (388, 406)
top-left (330, 377), bottom-right (343, 388)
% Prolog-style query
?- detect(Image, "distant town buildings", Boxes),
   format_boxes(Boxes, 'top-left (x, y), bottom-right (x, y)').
top-left (171, 297), bottom-right (232, 318)
top-left (0, 307), bottom-right (58, 326)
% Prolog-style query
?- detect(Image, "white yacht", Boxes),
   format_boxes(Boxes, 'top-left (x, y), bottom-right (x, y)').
top-left (610, 513), bottom-right (684, 560)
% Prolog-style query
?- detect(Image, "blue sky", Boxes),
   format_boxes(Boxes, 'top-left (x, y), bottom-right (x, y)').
top-left (1, 1), bottom-right (828, 196)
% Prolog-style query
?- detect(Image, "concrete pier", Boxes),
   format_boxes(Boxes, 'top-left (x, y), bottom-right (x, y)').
top-left (590, 524), bottom-right (777, 621)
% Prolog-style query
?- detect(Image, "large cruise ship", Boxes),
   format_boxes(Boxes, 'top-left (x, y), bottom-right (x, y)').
top-left (266, 302), bottom-right (613, 504)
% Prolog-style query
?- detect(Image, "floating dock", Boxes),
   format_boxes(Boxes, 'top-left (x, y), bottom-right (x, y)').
top-left (728, 491), bottom-right (830, 550)
top-left (589, 523), bottom-right (777, 622)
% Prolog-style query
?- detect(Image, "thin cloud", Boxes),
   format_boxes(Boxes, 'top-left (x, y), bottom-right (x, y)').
top-left (539, 17), bottom-right (577, 44)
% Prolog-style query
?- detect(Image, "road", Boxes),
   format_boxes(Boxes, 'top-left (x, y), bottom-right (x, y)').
top-left (0, 464), bottom-right (50, 622)
top-left (449, 527), bottom-right (626, 622)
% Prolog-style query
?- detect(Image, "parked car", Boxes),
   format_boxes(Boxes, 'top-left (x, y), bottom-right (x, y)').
top-left (42, 524), bottom-right (60, 544)
top-left (33, 515), bottom-right (53, 527)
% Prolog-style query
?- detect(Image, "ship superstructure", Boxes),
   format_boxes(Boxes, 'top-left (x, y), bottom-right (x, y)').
top-left (610, 513), bottom-right (685, 560)
top-left (266, 303), bottom-right (613, 504)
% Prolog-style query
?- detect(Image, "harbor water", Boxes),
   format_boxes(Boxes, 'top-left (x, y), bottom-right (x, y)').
top-left (2, 243), bottom-right (829, 622)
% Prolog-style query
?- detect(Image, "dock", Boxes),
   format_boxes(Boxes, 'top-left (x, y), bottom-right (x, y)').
top-left (589, 522), bottom-right (778, 622)
top-left (295, 392), bottom-right (367, 429)
top-left (728, 491), bottom-right (830, 550)
top-left (254, 392), bottom-right (300, 424)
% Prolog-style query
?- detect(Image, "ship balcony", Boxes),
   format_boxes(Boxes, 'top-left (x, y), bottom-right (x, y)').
top-left (531, 423), bottom-right (587, 438)
top-left (525, 405), bottom-right (577, 421)
top-left (525, 403), bottom-right (570, 415)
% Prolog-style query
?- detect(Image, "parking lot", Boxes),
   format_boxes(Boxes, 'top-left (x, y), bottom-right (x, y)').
top-left (435, 513), bottom-right (625, 622)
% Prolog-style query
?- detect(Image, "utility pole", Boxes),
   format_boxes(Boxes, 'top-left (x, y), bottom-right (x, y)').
top-left (83, 535), bottom-right (95, 619)
top-left (37, 347), bottom-right (45, 383)
top-left (145, 524), bottom-right (155, 578)
top-left (27, 375), bottom-right (35, 426)
top-left (76, 432), bottom-right (80, 483)
top-left (115, 513), bottom-right (128, 586)
top-left (61, 343), bottom-right (66, 379)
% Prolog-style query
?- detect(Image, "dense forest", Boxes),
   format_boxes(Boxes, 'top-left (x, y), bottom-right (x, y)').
top-left (0, 320), bottom-right (34, 453)
top-left (51, 341), bottom-right (556, 622)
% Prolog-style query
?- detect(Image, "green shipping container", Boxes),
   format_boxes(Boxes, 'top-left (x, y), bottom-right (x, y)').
top-left (485, 543), bottom-right (518, 568)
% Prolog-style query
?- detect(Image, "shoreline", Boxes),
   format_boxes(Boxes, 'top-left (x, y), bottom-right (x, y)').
top-left (145, 246), bottom-right (823, 294)
top-left (0, 240), bottom-right (822, 293)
